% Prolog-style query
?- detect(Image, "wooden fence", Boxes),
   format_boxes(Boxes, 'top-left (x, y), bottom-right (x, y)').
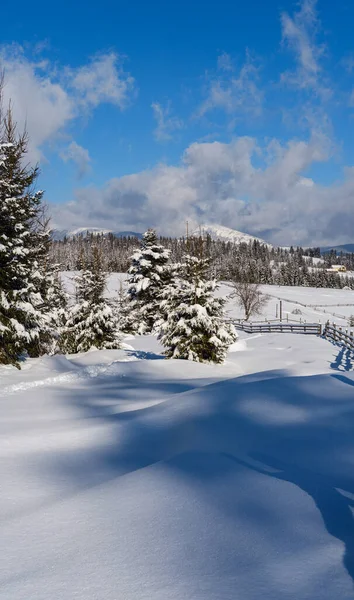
top-left (264, 292), bottom-right (351, 321)
top-left (232, 321), bottom-right (321, 335)
top-left (322, 322), bottom-right (354, 351)
top-left (232, 319), bottom-right (354, 353)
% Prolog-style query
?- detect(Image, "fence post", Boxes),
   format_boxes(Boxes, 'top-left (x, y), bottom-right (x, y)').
top-left (333, 323), bottom-right (336, 342)
top-left (280, 300), bottom-right (282, 322)
top-left (339, 327), bottom-right (342, 344)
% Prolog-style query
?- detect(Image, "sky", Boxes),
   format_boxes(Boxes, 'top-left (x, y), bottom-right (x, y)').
top-left (1, 0), bottom-right (354, 246)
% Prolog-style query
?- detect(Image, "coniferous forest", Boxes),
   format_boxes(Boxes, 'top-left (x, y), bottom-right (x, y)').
top-left (50, 233), bottom-right (354, 290)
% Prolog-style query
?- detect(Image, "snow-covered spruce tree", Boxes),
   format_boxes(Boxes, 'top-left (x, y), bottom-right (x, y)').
top-left (42, 262), bottom-right (69, 354)
top-left (63, 246), bottom-right (121, 353)
top-left (0, 107), bottom-right (50, 366)
top-left (25, 211), bottom-right (67, 356)
top-left (127, 229), bottom-right (171, 334)
top-left (158, 254), bottom-right (237, 363)
top-left (114, 278), bottom-right (134, 334)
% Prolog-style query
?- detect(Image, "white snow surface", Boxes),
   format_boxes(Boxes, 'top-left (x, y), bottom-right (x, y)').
top-left (1, 329), bottom-right (354, 599)
top-left (62, 272), bottom-right (354, 327)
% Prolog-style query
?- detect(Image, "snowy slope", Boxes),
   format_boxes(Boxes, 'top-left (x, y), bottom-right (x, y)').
top-left (1, 332), bottom-right (354, 598)
top-left (192, 224), bottom-right (272, 247)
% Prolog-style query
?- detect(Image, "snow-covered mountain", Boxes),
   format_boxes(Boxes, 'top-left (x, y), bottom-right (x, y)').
top-left (52, 223), bottom-right (271, 247)
top-left (192, 224), bottom-right (272, 247)
top-left (52, 227), bottom-right (142, 241)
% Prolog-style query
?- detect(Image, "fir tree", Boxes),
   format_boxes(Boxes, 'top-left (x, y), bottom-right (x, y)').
top-left (0, 107), bottom-right (49, 366)
top-left (158, 254), bottom-right (237, 363)
top-left (63, 247), bottom-right (121, 353)
top-left (127, 229), bottom-right (171, 334)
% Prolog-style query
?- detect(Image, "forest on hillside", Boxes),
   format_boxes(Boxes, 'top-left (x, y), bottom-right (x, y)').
top-left (50, 233), bottom-right (354, 289)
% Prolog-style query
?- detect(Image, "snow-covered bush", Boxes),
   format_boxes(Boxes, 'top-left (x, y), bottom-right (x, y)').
top-left (158, 255), bottom-right (237, 363)
top-left (127, 229), bottom-right (171, 334)
top-left (348, 315), bottom-right (354, 327)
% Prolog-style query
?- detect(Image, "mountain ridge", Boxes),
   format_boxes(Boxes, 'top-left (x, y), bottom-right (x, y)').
top-left (52, 227), bottom-right (143, 241)
top-left (191, 224), bottom-right (272, 247)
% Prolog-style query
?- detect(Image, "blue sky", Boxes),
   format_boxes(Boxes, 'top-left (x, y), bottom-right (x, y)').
top-left (2, 0), bottom-right (354, 245)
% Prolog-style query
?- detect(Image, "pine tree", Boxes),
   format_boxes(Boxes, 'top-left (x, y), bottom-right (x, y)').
top-left (0, 107), bottom-right (49, 366)
top-left (158, 254), bottom-right (237, 363)
top-left (127, 229), bottom-right (171, 334)
top-left (63, 247), bottom-right (121, 353)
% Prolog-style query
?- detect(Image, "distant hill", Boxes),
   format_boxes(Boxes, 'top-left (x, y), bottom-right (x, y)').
top-left (321, 244), bottom-right (354, 254)
top-left (191, 224), bottom-right (272, 247)
top-left (52, 227), bottom-right (143, 241)
top-left (52, 223), bottom-right (273, 246)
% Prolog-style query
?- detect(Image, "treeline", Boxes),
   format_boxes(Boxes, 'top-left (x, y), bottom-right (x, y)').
top-left (50, 234), bottom-right (354, 290)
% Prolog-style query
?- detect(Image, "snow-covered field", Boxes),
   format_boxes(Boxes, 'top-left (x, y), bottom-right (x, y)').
top-left (1, 328), bottom-right (354, 599)
top-left (62, 272), bottom-right (354, 327)
top-left (225, 284), bottom-right (354, 326)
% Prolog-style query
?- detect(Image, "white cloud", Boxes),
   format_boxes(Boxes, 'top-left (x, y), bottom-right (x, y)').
top-left (280, 0), bottom-right (333, 143)
top-left (1, 47), bottom-right (73, 163)
top-left (0, 45), bottom-right (136, 163)
top-left (151, 101), bottom-right (183, 141)
top-left (52, 134), bottom-right (354, 247)
top-left (198, 51), bottom-right (263, 122)
top-left (67, 52), bottom-right (135, 110)
top-left (60, 141), bottom-right (91, 177)
top-left (280, 0), bottom-right (328, 96)
top-left (217, 52), bottom-right (233, 72)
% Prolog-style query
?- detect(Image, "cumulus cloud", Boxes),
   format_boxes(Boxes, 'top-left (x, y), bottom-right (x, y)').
top-left (0, 45), bottom-right (136, 163)
top-left (52, 134), bottom-right (354, 247)
top-left (60, 141), bottom-right (91, 177)
top-left (151, 101), bottom-right (183, 141)
top-left (198, 51), bottom-right (263, 122)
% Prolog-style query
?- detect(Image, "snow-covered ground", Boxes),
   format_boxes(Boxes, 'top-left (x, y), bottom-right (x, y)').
top-left (258, 285), bottom-right (354, 326)
top-left (222, 282), bottom-right (354, 326)
top-left (62, 272), bottom-right (354, 327)
top-left (1, 330), bottom-right (354, 599)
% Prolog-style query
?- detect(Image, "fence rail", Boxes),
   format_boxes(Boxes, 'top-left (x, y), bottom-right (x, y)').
top-left (264, 292), bottom-right (351, 321)
top-left (322, 322), bottom-right (354, 351)
top-left (229, 317), bottom-right (354, 355)
top-left (231, 321), bottom-right (321, 335)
